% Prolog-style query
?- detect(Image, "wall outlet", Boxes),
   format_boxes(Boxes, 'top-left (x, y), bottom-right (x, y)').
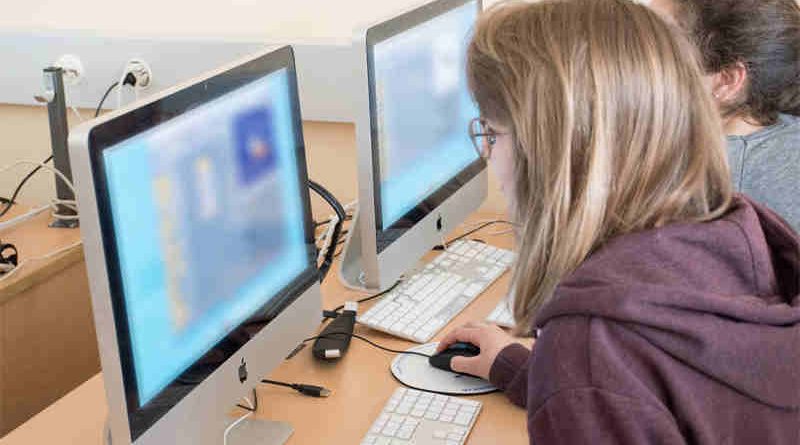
top-left (54, 54), bottom-right (84, 86)
top-left (122, 58), bottom-right (153, 90)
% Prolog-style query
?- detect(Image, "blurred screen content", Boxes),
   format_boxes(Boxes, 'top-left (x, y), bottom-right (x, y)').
top-left (373, 1), bottom-right (480, 229)
top-left (102, 69), bottom-right (308, 406)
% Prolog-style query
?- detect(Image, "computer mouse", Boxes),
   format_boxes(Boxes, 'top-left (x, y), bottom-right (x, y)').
top-left (429, 342), bottom-right (481, 373)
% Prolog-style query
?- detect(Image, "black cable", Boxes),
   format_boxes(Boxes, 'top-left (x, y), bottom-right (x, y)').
top-left (390, 373), bottom-right (498, 397)
top-left (236, 388), bottom-right (258, 412)
top-left (323, 279), bottom-right (403, 319)
top-left (261, 378), bottom-right (331, 398)
top-left (0, 155), bottom-right (55, 219)
top-left (308, 180), bottom-right (346, 283)
top-left (314, 214), bottom-right (352, 229)
top-left (303, 332), bottom-right (432, 359)
top-left (333, 246), bottom-right (346, 259)
top-left (433, 220), bottom-right (514, 251)
top-left (94, 81), bottom-right (119, 118)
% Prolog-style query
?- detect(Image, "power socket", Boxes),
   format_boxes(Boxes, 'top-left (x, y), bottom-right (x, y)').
top-left (122, 59), bottom-right (153, 90)
top-left (54, 54), bottom-right (84, 86)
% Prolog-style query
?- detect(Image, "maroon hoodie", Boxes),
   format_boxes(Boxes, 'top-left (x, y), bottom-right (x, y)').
top-left (489, 195), bottom-right (800, 444)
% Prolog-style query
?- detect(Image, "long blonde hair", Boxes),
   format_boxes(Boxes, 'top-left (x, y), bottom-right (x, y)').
top-left (467, 0), bottom-right (733, 334)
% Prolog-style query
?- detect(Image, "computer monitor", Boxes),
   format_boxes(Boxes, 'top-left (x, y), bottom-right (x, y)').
top-left (68, 47), bottom-right (321, 445)
top-left (340, 0), bottom-right (485, 290)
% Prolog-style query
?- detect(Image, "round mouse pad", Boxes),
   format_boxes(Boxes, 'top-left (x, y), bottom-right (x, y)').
top-left (390, 343), bottom-right (497, 395)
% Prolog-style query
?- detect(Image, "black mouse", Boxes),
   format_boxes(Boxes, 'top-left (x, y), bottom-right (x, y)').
top-left (429, 342), bottom-right (481, 373)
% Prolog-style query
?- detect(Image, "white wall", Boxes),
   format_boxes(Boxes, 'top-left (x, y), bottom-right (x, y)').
top-left (0, 0), bottom-right (505, 210)
top-left (0, 0), bottom-right (503, 40)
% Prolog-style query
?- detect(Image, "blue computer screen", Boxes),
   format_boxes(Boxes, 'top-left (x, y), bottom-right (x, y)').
top-left (102, 69), bottom-right (308, 406)
top-left (373, 1), bottom-right (479, 229)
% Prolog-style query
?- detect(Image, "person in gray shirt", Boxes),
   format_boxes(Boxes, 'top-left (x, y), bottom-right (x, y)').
top-left (650, 0), bottom-right (800, 233)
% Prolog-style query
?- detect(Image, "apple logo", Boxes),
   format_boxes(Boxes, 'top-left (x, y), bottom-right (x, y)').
top-left (436, 215), bottom-right (443, 232)
top-left (238, 358), bottom-right (248, 384)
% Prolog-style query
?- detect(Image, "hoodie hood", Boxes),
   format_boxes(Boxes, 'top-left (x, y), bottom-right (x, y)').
top-left (535, 195), bottom-right (800, 409)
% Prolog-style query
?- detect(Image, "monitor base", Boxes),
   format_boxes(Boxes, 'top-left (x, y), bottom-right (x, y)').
top-left (103, 417), bottom-right (293, 445)
top-left (338, 210), bottom-right (375, 292)
top-left (225, 418), bottom-right (293, 445)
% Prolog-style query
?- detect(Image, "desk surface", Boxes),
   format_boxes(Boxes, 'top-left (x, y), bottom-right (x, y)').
top-left (0, 212), bottom-right (526, 445)
top-left (0, 206), bottom-right (83, 303)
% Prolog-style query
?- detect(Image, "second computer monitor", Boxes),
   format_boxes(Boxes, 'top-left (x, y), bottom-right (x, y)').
top-left (341, 0), bottom-right (486, 290)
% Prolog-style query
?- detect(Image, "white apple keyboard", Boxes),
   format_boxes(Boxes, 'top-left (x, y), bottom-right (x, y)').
top-left (360, 387), bottom-right (482, 445)
top-left (358, 240), bottom-right (514, 343)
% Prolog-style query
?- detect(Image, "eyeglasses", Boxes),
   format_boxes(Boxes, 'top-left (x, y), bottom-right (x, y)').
top-left (468, 117), bottom-right (505, 160)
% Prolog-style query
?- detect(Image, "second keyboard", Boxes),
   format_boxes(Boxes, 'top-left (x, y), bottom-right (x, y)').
top-left (358, 240), bottom-right (514, 342)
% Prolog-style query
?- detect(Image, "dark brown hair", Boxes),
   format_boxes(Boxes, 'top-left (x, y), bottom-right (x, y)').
top-left (672, 0), bottom-right (800, 126)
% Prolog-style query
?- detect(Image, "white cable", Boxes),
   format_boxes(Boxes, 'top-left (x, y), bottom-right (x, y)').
top-left (343, 200), bottom-right (358, 213)
top-left (116, 66), bottom-right (129, 109)
top-left (0, 160), bottom-right (79, 222)
top-left (314, 202), bottom-right (356, 264)
top-left (0, 240), bottom-right (82, 283)
top-left (70, 105), bottom-right (84, 123)
top-left (488, 226), bottom-right (514, 236)
top-left (0, 205), bottom-right (50, 233)
top-left (222, 397), bottom-right (254, 445)
top-left (316, 213), bottom-right (339, 264)
top-left (459, 218), bottom-right (516, 236)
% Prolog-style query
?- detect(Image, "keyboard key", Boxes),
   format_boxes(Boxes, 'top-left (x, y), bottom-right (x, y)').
top-left (454, 413), bottom-right (472, 426)
top-left (424, 411), bottom-right (440, 420)
top-left (448, 432), bottom-right (464, 441)
top-left (397, 426), bottom-right (415, 440)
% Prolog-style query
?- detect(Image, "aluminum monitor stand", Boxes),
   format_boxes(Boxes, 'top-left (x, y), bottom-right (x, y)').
top-left (338, 210), bottom-right (373, 292)
top-left (104, 417), bottom-right (294, 445)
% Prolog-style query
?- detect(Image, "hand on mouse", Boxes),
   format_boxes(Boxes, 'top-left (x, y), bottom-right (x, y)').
top-left (437, 321), bottom-right (516, 380)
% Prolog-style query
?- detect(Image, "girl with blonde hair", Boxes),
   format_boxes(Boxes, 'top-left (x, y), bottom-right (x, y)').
top-left (439, 0), bottom-right (800, 443)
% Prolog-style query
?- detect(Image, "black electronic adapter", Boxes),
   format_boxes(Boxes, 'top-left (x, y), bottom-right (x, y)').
top-left (312, 302), bottom-right (357, 360)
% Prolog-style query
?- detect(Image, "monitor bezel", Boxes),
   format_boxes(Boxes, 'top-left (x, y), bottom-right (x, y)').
top-left (86, 46), bottom-right (318, 441)
top-left (365, 0), bottom-right (485, 253)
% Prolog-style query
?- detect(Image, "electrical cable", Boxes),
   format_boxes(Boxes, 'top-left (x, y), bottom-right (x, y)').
top-left (303, 332), bottom-right (432, 359)
top-left (323, 279), bottom-right (403, 319)
top-left (433, 220), bottom-right (513, 251)
top-left (116, 69), bottom-right (138, 109)
top-left (0, 155), bottom-right (54, 219)
top-left (0, 80), bottom-right (120, 221)
top-left (95, 81), bottom-right (119, 117)
top-left (0, 240), bottom-right (81, 283)
top-left (0, 160), bottom-right (79, 222)
top-left (235, 388), bottom-right (258, 412)
top-left (260, 379), bottom-right (332, 398)
top-left (223, 397), bottom-right (253, 445)
top-left (308, 179), bottom-right (346, 282)
top-left (70, 106), bottom-right (84, 123)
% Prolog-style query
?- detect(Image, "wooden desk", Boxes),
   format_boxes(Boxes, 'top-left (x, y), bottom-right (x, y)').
top-left (0, 206), bottom-right (97, 437)
top-left (1, 213), bottom-right (526, 444)
top-left (0, 120), bottom-right (520, 443)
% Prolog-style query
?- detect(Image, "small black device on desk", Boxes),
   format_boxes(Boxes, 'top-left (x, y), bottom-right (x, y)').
top-left (313, 301), bottom-right (358, 360)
